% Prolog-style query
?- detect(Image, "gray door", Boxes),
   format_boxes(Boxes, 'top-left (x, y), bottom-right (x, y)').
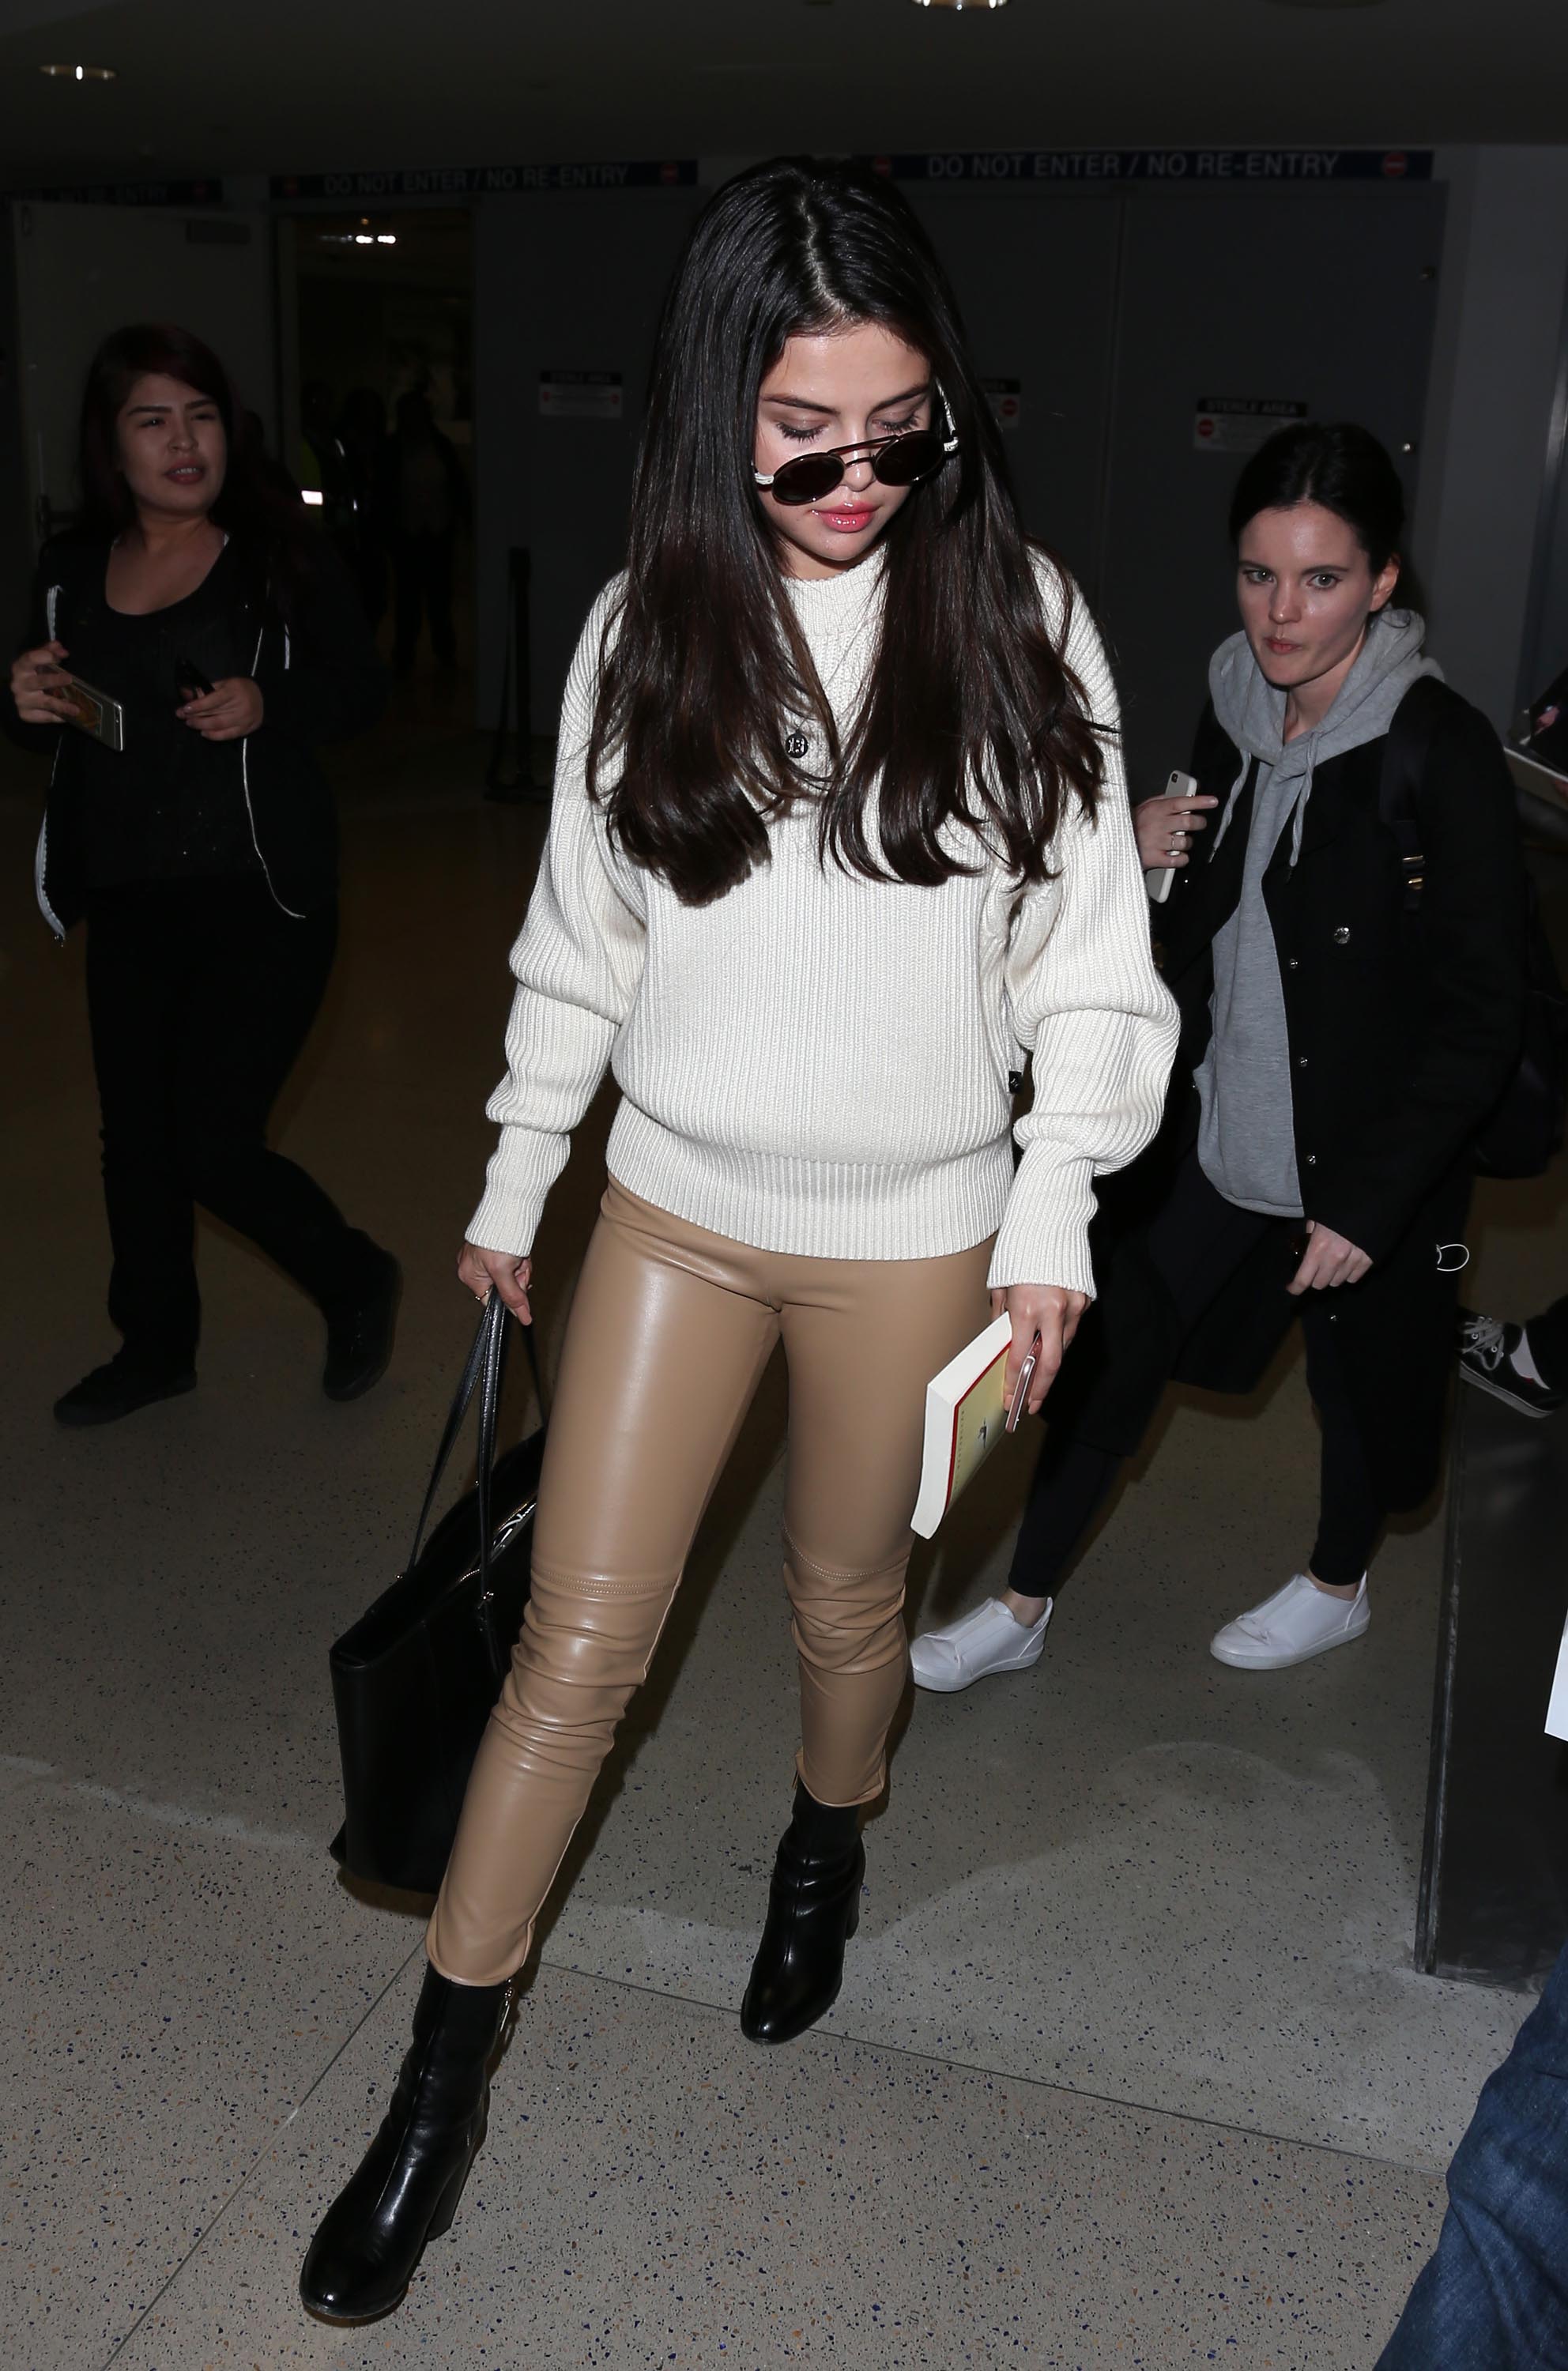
top-left (473, 187), bottom-right (703, 732)
top-left (1098, 183), bottom-right (1446, 790)
top-left (904, 186), bottom-right (1123, 592)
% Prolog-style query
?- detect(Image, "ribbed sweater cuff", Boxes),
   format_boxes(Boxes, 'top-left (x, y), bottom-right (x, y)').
top-left (466, 1133), bottom-right (562, 1258)
top-left (986, 1152), bottom-right (1098, 1298)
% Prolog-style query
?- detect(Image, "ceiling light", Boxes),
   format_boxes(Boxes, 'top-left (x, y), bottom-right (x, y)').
top-left (40, 62), bottom-right (118, 80)
top-left (911, 2), bottom-right (1008, 9)
top-left (376, 233), bottom-right (397, 245)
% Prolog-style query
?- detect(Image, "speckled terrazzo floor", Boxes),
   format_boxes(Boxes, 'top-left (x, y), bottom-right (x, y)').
top-left (4, 731), bottom-right (1562, 2369)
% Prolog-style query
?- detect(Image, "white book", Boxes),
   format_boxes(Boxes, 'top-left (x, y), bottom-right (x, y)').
top-left (910, 1314), bottom-right (1016, 1540)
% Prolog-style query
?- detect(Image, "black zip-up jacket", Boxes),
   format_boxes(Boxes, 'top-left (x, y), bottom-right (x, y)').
top-left (12, 530), bottom-right (386, 935)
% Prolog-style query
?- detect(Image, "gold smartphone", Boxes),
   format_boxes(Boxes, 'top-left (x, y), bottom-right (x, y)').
top-left (1005, 1333), bottom-right (1042, 1433)
top-left (43, 667), bottom-right (125, 752)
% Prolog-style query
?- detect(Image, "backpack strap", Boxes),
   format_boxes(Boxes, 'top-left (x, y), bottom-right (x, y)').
top-left (1377, 674), bottom-right (1449, 910)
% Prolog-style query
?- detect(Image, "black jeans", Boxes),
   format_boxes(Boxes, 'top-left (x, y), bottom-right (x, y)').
top-left (84, 879), bottom-right (375, 1369)
top-left (1526, 1295), bottom-right (1568, 1393)
top-left (1011, 1148), bottom-right (1386, 1596)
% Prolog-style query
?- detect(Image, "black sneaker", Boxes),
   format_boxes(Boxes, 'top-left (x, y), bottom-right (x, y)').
top-left (322, 1248), bottom-right (401, 1402)
top-left (54, 1354), bottom-right (196, 1428)
top-left (1458, 1310), bottom-right (1568, 1420)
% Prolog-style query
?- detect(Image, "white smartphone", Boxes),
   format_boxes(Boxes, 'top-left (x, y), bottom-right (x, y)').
top-left (1144, 768), bottom-right (1200, 906)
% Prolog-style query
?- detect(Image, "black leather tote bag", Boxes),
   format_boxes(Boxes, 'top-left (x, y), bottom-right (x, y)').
top-left (328, 1294), bottom-right (545, 1894)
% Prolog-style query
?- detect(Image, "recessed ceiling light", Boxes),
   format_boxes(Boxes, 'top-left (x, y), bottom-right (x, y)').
top-left (40, 62), bottom-right (118, 80)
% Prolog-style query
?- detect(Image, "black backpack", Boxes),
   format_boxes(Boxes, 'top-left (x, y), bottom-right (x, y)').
top-left (1380, 675), bottom-right (1568, 1180)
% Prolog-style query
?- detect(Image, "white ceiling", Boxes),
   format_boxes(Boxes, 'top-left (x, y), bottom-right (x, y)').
top-left (0, 0), bottom-right (1563, 187)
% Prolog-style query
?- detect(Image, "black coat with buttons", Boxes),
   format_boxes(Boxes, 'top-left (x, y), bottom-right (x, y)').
top-left (1166, 684), bottom-right (1525, 1265)
top-left (1053, 679), bottom-right (1526, 1510)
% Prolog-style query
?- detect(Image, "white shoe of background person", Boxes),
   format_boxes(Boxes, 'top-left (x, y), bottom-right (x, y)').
top-left (909, 1596), bottom-right (1054, 1693)
top-left (1209, 1572), bottom-right (1370, 1672)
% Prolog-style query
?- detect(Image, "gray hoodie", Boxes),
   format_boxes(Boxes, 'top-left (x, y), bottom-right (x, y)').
top-left (1193, 609), bottom-right (1442, 1217)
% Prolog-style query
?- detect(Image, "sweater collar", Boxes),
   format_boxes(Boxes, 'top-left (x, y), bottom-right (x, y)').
top-left (778, 542), bottom-right (888, 624)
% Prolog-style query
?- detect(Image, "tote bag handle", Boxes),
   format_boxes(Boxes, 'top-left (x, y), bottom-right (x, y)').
top-left (405, 1294), bottom-right (547, 1680)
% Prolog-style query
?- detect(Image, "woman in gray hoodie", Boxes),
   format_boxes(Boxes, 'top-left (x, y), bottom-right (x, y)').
top-left (910, 421), bottom-right (1525, 1689)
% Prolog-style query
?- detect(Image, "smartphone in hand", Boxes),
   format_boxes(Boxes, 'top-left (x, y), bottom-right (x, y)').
top-left (1145, 768), bottom-right (1200, 907)
top-left (40, 663), bottom-right (124, 751)
top-left (1005, 1333), bottom-right (1042, 1433)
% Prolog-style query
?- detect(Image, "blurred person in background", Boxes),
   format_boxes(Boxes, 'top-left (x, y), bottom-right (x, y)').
top-left (8, 322), bottom-right (396, 1425)
top-left (335, 386), bottom-right (391, 628)
top-left (911, 422), bottom-right (1527, 1692)
top-left (298, 378), bottom-right (349, 523)
top-left (386, 388), bottom-right (469, 677)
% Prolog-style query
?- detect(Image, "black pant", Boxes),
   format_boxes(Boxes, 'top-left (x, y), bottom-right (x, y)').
top-left (85, 879), bottom-right (375, 1368)
top-left (1526, 1295), bottom-right (1568, 1392)
top-left (1010, 1149), bottom-right (1386, 1596)
top-left (392, 530), bottom-right (455, 672)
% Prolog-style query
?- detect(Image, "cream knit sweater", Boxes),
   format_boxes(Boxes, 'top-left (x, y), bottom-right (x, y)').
top-left (468, 553), bottom-right (1178, 1295)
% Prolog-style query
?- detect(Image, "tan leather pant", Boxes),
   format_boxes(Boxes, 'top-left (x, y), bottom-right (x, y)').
top-left (427, 1182), bottom-right (993, 1985)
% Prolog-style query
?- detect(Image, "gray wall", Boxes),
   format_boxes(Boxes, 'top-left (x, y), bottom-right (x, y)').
top-left (469, 169), bottom-right (1456, 782)
top-left (1415, 147), bottom-right (1568, 728)
top-left (472, 187), bottom-right (702, 733)
top-left (903, 176), bottom-right (1445, 788)
top-left (5, 148), bottom-right (1566, 757)
top-left (7, 198), bottom-right (276, 536)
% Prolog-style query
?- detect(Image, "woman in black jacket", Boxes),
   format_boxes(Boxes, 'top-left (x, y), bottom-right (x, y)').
top-left (910, 421), bottom-right (1526, 1687)
top-left (8, 322), bottom-right (396, 1426)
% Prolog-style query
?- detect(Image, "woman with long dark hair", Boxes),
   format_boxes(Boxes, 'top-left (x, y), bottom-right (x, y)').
top-left (7, 322), bottom-right (395, 1423)
top-left (909, 421), bottom-right (1525, 1694)
top-left (299, 156), bottom-right (1177, 2324)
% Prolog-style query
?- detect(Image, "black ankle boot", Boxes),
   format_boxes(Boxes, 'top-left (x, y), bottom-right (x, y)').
top-left (741, 1783), bottom-right (865, 2045)
top-left (300, 1966), bottom-right (511, 2324)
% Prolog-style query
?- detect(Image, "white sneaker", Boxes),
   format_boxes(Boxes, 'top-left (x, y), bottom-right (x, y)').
top-left (1209, 1573), bottom-right (1369, 1672)
top-left (909, 1596), bottom-right (1053, 1694)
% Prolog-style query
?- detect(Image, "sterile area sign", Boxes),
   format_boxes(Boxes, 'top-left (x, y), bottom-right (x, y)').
top-left (1194, 397), bottom-right (1309, 454)
top-left (539, 371), bottom-right (624, 421)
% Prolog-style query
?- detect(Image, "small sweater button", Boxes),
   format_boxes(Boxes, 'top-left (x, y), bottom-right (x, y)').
top-left (1332, 925), bottom-right (1351, 944)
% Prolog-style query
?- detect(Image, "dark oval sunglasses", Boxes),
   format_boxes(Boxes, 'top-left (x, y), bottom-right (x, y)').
top-left (753, 394), bottom-right (959, 507)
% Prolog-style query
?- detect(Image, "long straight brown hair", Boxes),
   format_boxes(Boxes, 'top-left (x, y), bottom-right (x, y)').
top-left (587, 156), bottom-right (1109, 907)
